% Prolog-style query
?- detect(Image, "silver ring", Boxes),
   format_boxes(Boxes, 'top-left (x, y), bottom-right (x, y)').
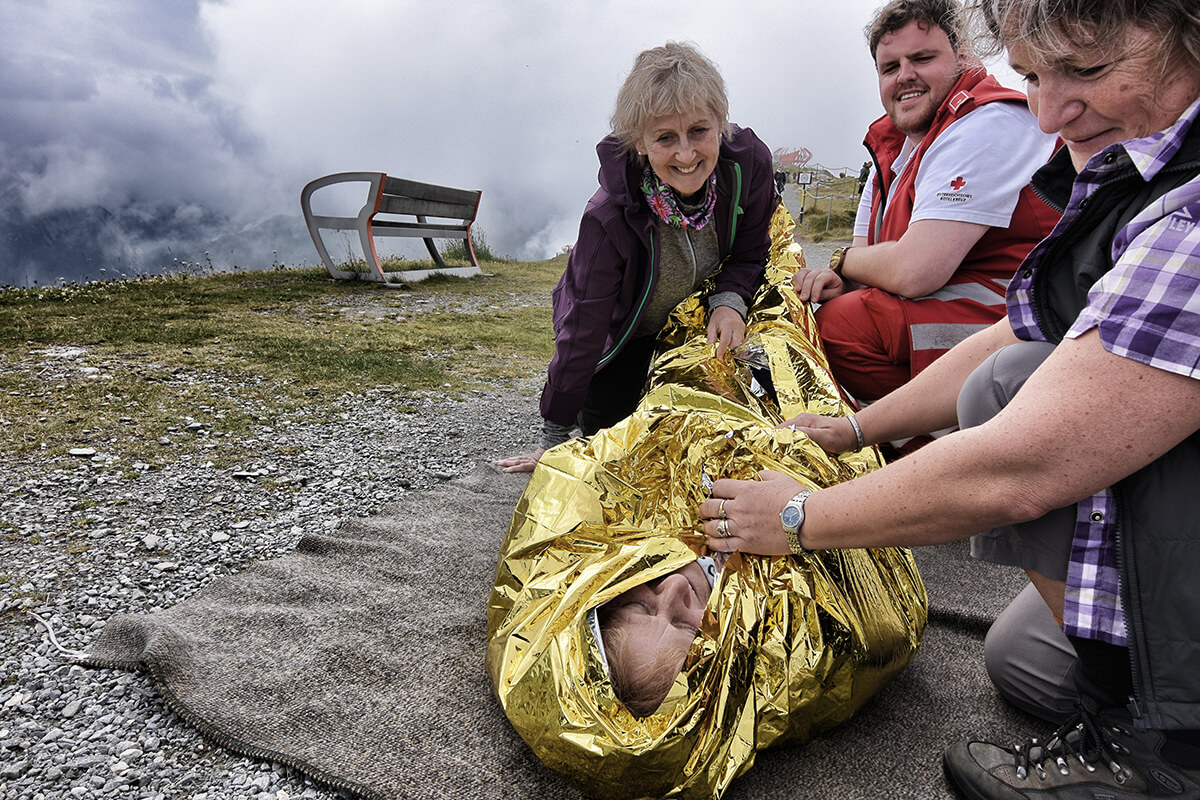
top-left (718, 499), bottom-right (727, 519)
top-left (716, 519), bottom-right (730, 538)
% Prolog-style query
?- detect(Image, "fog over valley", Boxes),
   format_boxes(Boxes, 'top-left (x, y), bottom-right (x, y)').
top-left (1, 0), bottom-right (1020, 287)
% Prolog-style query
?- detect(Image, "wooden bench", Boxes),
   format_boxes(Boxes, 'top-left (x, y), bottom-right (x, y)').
top-left (300, 172), bottom-right (483, 283)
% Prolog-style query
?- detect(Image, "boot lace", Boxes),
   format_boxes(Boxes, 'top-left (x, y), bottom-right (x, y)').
top-left (1012, 704), bottom-right (1134, 784)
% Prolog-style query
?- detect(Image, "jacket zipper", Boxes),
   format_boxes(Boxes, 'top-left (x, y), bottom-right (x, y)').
top-left (863, 142), bottom-right (886, 243)
top-left (596, 226), bottom-right (656, 368)
top-left (726, 162), bottom-right (743, 251)
top-left (686, 230), bottom-right (698, 287)
top-left (1112, 491), bottom-right (1147, 727)
top-left (598, 157), bottom-right (741, 369)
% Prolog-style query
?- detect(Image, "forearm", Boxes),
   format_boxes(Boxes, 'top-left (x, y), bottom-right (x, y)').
top-left (708, 290), bottom-right (747, 319)
top-left (803, 428), bottom-right (1026, 549)
top-left (812, 331), bottom-right (1200, 549)
top-left (541, 419), bottom-right (575, 450)
top-left (713, 331), bottom-right (1200, 557)
top-left (840, 219), bottom-right (989, 297)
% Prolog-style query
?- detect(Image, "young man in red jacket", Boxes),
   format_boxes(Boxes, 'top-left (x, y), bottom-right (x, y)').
top-left (794, 0), bottom-right (1059, 404)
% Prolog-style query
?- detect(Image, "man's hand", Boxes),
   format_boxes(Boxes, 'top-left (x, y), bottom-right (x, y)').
top-left (707, 305), bottom-right (746, 358)
top-left (495, 448), bottom-right (546, 474)
top-left (792, 268), bottom-right (847, 302)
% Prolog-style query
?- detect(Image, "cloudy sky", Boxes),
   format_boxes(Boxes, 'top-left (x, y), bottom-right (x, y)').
top-left (0, 0), bottom-right (1024, 281)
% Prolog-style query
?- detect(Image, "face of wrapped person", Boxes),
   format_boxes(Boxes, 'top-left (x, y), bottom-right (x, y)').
top-left (605, 560), bottom-right (712, 673)
top-left (638, 109), bottom-right (722, 201)
top-left (875, 19), bottom-right (962, 143)
top-left (1009, 26), bottom-right (1200, 172)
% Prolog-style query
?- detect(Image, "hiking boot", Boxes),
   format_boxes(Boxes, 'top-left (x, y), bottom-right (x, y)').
top-left (943, 700), bottom-right (1200, 799)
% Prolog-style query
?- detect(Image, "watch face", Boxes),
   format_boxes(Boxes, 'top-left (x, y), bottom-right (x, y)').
top-left (781, 505), bottom-right (801, 529)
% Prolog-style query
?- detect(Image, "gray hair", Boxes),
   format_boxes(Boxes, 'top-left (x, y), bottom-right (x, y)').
top-left (609, 42), bottom-right (730, 154)
top-left (965, 0), bottom-right (1200, 75)
top-left (866, 0), bottom-right (965, 61)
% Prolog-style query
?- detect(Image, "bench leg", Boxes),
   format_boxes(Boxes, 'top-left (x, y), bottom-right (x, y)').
top-left (463, 224), bottom-right (480, 269)
top-left (422, 237), bottom-right (448, 268)
top-left (359, 223), bottom-right (389, 282)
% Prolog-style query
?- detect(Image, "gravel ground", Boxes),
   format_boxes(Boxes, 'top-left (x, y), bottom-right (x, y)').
top-left (0, 230), bottom-right (839, 800)
top-left (1, 341), bottom-right (543, 800)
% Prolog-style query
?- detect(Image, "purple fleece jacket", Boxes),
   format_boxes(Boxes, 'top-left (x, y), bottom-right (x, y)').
top-left (539, 124), bottom-right (776, 427)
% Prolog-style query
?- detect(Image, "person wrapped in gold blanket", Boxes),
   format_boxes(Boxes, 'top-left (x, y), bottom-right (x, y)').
top-left (486, 208), bottom-right (928, 799)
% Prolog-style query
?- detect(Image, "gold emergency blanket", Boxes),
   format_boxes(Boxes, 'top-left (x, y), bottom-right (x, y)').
top-left (486, 207), bottom-right (928, 799)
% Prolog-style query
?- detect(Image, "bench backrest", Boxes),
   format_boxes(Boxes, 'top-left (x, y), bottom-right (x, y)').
top-left (377, 177), bottom-right (481, 222)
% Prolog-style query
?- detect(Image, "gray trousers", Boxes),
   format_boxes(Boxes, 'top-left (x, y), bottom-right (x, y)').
top-left (956, 341), bottom-right (1080, 723)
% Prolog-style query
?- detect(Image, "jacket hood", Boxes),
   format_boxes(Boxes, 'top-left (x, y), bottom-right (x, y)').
top-left (596, 135), bottom-right (641, 213)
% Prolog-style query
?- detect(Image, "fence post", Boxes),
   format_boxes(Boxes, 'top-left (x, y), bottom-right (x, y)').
top-left (826, 194), bottom-right (835, 233)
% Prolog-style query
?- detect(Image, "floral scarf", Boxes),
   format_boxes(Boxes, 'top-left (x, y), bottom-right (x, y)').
top-left (640, 165), bottom-right (717, 230)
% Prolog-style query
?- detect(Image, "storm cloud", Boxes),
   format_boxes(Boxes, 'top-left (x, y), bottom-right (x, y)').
top-left (0, 0), bottom-right (1019, 286)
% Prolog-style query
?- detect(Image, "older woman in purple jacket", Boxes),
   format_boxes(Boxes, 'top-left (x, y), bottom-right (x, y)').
top-left (498, 42), bottom-right (776, 472)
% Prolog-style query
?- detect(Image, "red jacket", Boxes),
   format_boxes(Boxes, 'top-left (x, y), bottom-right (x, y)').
top-left (863, 68), bottom-right (1060, 375)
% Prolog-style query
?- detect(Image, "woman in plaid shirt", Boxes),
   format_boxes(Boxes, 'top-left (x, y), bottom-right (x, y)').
top-left (696, 1), bottom-right (1200, 797)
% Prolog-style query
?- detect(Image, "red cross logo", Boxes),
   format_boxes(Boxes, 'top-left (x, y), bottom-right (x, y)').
top-left (951, 176), bottom-right (967, 191)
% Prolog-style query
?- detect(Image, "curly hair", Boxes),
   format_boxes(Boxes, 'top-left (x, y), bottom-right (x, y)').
top-left (866, 0), bottom-right (965, 60)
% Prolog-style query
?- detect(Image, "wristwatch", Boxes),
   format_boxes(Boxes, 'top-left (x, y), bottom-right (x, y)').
top-left (779, 490), bottom-right (815, 555)
top-left (828, 247), bottom-right (850, 276)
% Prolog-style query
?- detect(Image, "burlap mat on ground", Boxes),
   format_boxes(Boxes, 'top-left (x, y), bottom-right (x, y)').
top-left (84, 465), bottom-right (1038, 800)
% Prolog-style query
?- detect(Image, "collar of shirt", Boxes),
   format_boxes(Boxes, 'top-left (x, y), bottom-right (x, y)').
top-left (1084, 96), bottom-right (1200, 183)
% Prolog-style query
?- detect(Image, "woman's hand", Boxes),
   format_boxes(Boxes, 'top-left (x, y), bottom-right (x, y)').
top-left (696, 470), bottom-right (805, 555)
top-left (495, 448), bottom-right (546, 474)
top-left (792, 268), bottom-right (846, 303)
top-left (779, 413), bottom-right (860, 454)
top-left (707, 305), bottom-right (746, 358)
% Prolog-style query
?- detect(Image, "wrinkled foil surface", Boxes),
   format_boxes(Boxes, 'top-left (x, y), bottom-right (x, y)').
top-left (486, 206), bottom-right (928, 799)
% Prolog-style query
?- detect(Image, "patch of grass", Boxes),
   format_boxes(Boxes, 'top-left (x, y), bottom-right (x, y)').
top-left (0, 258), bottom-right (562, 460)
top-left (441, 229), bottom-right (507, 263)
top-left (0, 364), bottom-right (287, 463)
top-left (793, 173), bottom-right (859, 241)
top-left (326, 226), bottom-right (507, 272)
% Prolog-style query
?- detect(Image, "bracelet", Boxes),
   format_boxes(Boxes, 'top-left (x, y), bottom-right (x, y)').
top-left (846, 413), bottom-right (865, 451)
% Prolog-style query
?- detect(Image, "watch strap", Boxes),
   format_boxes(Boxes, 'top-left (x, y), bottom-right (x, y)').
top-left (785, 526), bottom-right (805, 555)
top-left (781, 490), bottom-right (814, 556)
top-left (828, 247), bottom-right (850, 276)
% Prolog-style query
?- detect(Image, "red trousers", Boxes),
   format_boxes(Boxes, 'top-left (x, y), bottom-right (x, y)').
top-left (815, 286), bottom-right (1004, 402)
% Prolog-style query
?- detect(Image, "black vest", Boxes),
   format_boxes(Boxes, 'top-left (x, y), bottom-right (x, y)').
top-left (1027, 129), bottom-right (1200, 730)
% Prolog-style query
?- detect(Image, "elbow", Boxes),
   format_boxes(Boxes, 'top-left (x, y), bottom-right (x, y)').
top-left (999, 480), bottom-right (1074, 529)
top-left (873, 250), bottom-right (959, 297)
top-left (890, 269), bottom-right (952, 299)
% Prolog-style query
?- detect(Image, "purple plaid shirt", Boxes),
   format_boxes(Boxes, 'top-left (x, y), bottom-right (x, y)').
top-left (1007, 98), bottom-right (1200, 645)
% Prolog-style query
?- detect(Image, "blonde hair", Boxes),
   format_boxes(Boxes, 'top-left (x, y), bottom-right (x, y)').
top-left (600, 621), bottom-right (690, 718)
top-left (609, 42), bottom-right (730, 155)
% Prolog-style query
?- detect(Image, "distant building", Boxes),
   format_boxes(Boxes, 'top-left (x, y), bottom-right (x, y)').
top-left (772, 147), bottom-right (813, 169)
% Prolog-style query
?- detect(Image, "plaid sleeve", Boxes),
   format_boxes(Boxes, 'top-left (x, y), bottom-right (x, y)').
top-left (1066, 188), bottom-right (1200, 378)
